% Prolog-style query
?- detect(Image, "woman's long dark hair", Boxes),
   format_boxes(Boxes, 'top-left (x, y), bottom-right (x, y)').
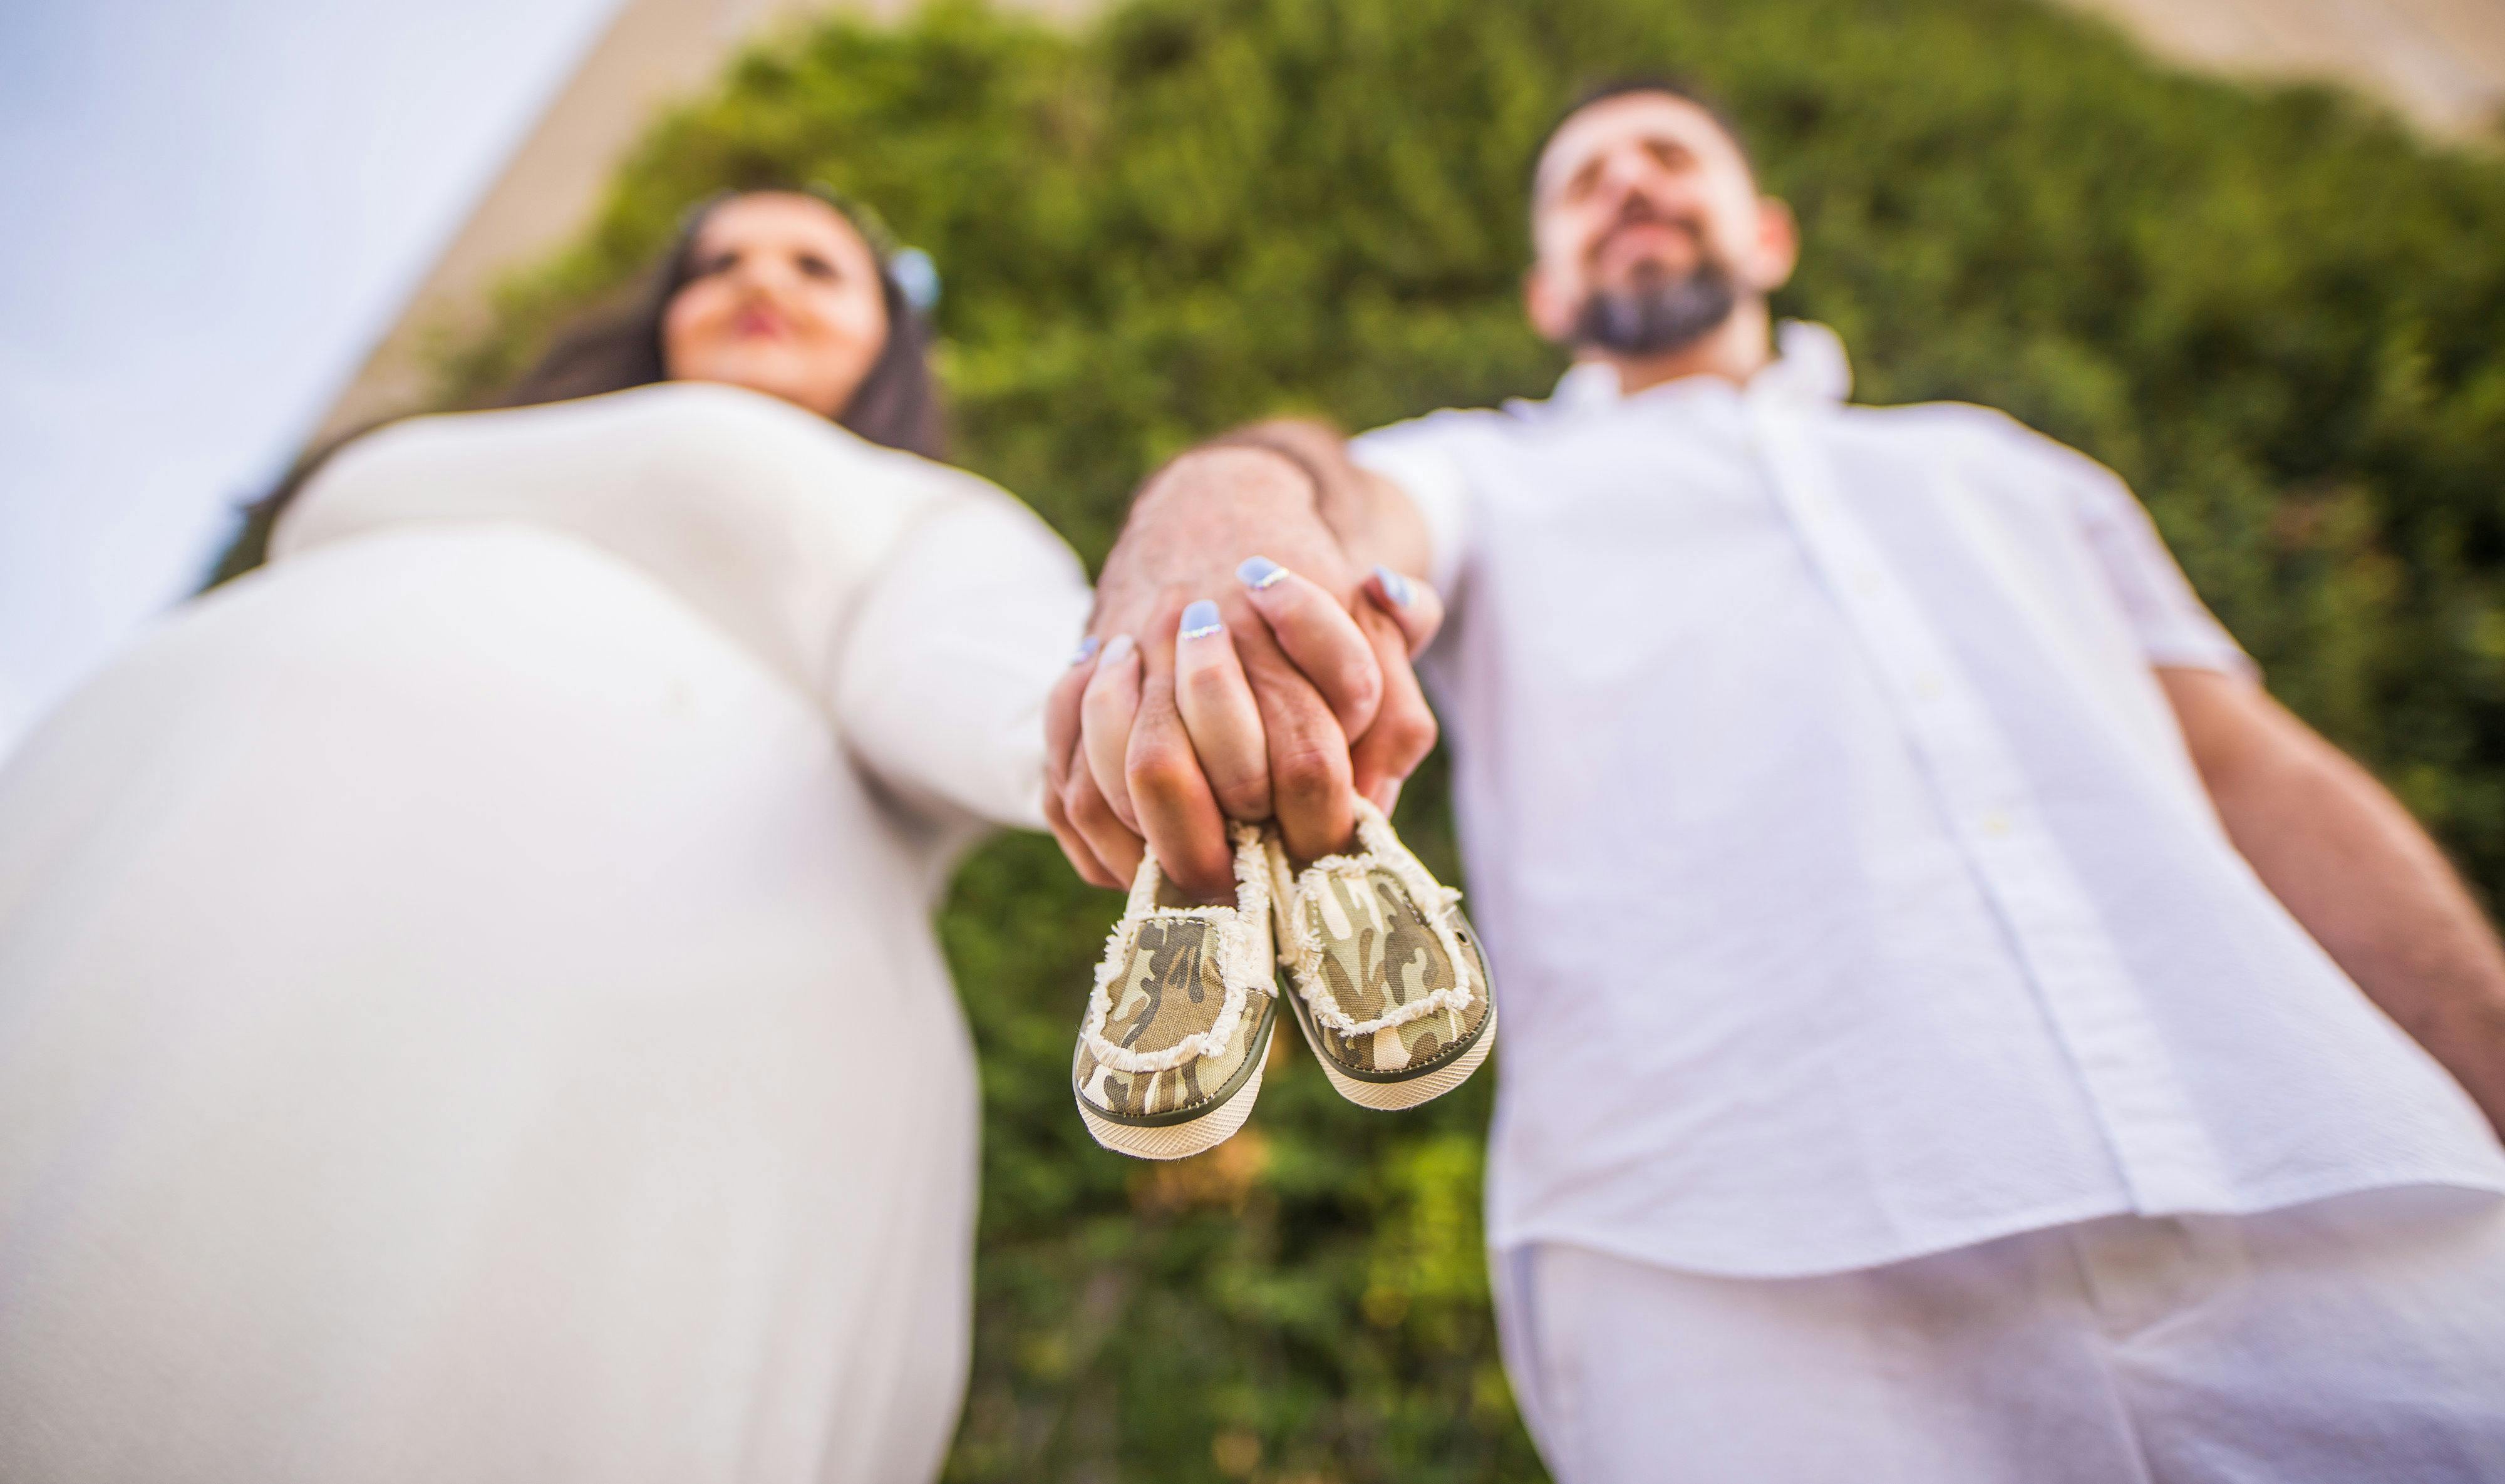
top-left (207, 189), bottom-right (943, 585)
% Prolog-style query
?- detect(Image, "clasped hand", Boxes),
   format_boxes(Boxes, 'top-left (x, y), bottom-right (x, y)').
top-left (1041, 445), bottom-right (1443, 900)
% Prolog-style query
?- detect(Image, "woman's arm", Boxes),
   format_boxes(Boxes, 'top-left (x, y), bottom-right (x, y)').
top-left (2166, 666), bottom-right (2505, 1136)
top-left (834, 492), bottom-right (1093, 830)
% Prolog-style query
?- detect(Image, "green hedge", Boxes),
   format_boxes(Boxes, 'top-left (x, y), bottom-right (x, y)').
top-left (438, 0), bottom-right (2505, 1476)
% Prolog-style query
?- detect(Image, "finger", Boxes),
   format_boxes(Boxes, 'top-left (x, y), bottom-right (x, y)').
top-left (1349, 604), bottom-right (1438, 812)
top-left (1080, 634), bottom-right (1144, 833)
top-left (1128, 639), bottom-right (1237, 900)
top-left (1042, 772), bottom-right (1120, 889)
top-left (1238, 636), bottom-right (1356, 863)
top-left (1063, 765), bottom-right (1144, 888)
top-left (1234, 555), bottom-right (1383, 738)
top-left (1361, 565), bottom-right (1445, 659)
top-left (1043, 636), bottom-right (1098, 800)
top-left (1044, 636), bottom-right (1117, 887)
top-left (1172, 600), bottom-right (1273, 822)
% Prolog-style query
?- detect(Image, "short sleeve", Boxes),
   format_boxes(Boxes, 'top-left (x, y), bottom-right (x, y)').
top-left (834, 489), bottom-right (1092, 830)
top-left (1348, 416), bottom-right (1474, 597)
top-left (2060, 452), bottom-right (2258, 681)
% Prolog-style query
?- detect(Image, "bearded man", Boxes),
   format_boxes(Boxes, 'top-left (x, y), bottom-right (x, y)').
top-left (1045, 78), bottom-right (2505, 1481)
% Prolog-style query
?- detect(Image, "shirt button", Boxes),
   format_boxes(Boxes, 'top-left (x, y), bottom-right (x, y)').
top-left (1854, 569), bottom-right (1884, 596)
top-left (1981, 810), bottom-right (2013, 837)
top-left (1912, 672), bottom-right (1944, 701)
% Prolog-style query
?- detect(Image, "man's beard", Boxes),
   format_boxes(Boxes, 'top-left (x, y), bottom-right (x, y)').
top-left (1573, 260), bottom-right (1739, 359)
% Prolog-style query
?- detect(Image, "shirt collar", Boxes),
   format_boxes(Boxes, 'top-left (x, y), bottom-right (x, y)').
top-left (1542, 319), bottom-right (1853, 413)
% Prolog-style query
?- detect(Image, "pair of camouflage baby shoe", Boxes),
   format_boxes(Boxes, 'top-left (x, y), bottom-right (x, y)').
top-left (1071, 799), bottom-right (1497, 1160)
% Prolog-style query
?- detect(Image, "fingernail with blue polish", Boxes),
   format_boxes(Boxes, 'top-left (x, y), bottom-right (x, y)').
top-left (1237, 555), bottom-right (1287, 590)
top-left (1374, 565), bottom-right (1414, 607)
top-left (1179, 600), bottom-right (1224, 640)
top-left (1099, 633), bottom-right (1137, 666)
top-left (1070, 634), bottom-right (1102, 666)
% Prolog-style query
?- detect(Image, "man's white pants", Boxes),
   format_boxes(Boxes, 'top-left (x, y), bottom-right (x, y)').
top-left (1493, 1191), bottom-right (2505, 1483)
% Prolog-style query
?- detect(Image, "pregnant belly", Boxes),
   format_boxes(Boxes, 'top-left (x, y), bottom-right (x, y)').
top-left (0, 525), bottom-right (978, 1476)
top-left (0, 517), bottom-right (974, 1133)
top-left (2, 522), bottom-right (924, 977)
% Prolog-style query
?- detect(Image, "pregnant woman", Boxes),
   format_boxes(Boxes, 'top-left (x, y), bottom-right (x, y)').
top-left (0, 190), bottom-right (1089, 1482)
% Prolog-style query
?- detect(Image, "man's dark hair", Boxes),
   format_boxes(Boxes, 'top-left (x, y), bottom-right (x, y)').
top-left (207, 188), bottom-right (944, 585)
top-left (1530, 74), bottom-right (1757, 198)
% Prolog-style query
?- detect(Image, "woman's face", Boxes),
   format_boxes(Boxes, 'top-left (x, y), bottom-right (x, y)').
top-left (661, 192), bottom-right (889, 418)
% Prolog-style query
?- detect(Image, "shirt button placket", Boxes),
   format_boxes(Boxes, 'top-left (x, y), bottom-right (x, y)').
top-left (1748, 403), bottom-right (2221, 1211)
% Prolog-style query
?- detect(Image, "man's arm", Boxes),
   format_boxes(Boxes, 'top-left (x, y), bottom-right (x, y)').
top-left (1043, 425), bottom-right (1438, 897)
top-left (1207, 418), bottom-right (1435, 579)
top-left (2165, 667), bottom-right (2505, 1135)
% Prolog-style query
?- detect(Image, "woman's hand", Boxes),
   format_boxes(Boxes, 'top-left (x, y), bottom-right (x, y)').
top-left (1043, 446), bottom-right (1442, 899)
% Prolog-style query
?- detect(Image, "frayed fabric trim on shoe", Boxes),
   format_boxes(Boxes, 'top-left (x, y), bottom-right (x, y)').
top-left (1269, 798), bottom-right (1479, 1038)
top-left (1077, 821), bottom-right (1274, 1074)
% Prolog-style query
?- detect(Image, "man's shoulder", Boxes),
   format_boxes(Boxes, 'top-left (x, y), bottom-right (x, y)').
top-left (1836, 399), bottom-right (2114, 490)
top-left (1841, 398), bottom-right (2050, 449)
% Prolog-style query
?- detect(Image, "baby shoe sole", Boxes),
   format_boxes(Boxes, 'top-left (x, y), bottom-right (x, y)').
top-left (1283, 978), bottom-right (1497, 1111)
top-left (1077, 999), bottom-right (1277, 1161)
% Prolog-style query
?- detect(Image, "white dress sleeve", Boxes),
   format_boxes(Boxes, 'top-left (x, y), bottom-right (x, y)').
top-left (832, 489), bottom-right (1092, 830)
top-left (276, 382), bottom-right (1095, 831)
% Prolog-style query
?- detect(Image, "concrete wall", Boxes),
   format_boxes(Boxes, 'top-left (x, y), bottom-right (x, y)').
top-left (2067, 0), bottom-right (2504, 137)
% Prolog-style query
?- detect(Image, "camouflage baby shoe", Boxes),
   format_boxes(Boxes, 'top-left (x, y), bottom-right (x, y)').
top-left (1264, 798), bottom-right (1496, 1110)
top-left (1072, 821), bottom-right (1279, 1160)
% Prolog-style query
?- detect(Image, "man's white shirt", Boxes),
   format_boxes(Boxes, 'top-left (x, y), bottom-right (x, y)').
top-left (1351, 322), bottom-right (2505, 1278)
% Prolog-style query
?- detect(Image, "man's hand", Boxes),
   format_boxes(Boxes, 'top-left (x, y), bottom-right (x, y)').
top-left (1042, 436), bottom-right (1440, 899)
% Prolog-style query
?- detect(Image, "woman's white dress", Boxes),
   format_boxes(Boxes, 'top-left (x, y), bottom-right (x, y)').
top-left (0, 383), bottom-right (1091, 1483)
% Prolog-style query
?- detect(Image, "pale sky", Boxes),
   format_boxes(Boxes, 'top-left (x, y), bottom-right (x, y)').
top-left (0, 0), bottom-right (624, 757)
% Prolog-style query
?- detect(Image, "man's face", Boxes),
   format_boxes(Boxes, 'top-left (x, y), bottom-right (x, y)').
top-left (1526, 93), bottom-right (1796, 355)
